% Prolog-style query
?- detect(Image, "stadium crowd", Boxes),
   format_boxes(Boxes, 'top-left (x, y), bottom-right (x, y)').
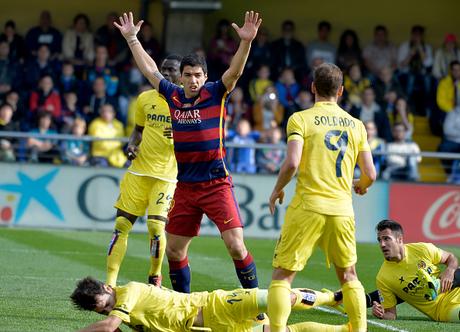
top-left (0, 10), bottom-right (459, 180)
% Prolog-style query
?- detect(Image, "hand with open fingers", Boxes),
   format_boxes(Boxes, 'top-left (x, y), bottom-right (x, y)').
top-left (231, 11), bottom-right (262, 42)
top-left (439, 268), bottom-right (455, 293)
top-left (269, 189), bottom-right (284, 215)
top-left (126, 145), bottom-right (139, 160)
top-left (113, 12), bottom-right (144, 40)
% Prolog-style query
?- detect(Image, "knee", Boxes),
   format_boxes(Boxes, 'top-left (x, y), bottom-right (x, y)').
top-left (225, 240), bottom-right (247, 260)
top-left (336, 266), bottom-right (358, 285)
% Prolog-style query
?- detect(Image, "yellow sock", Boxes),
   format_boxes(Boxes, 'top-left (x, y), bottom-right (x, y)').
top-left (291, 288), bottom-right (334, 310)
top-left (147, 219), bottom-right (166, 278)
top-left (342, 280), bottom-right (366, 332)
top-left (106, 216), bottom-right (133, 287)
top-left (288, 322), bottom-right (349, 332)
top-left (268, 280), bottom-right (292, 332)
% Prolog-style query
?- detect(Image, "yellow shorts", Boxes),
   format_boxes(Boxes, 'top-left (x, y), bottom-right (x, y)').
top-left (202, 288), bottom-right (259, 332)
top-left (439, 287), bottom-right (460, 322)
top-left (114, 172), bottom-right (176, 218)
top-left (273, 205), bottom-right (357, 271)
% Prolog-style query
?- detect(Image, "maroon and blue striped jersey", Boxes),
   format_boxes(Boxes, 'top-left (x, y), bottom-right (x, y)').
top-left (159, 79), bottom-right (230, 182)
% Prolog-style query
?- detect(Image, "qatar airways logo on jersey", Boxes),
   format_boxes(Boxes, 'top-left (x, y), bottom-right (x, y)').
top-left (173, 109), bottom-right (202, 124)
top-left (422, 191), bottom-right (460, 241)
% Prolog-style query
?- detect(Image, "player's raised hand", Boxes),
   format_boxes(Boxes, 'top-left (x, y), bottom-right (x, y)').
top-left (113, 12), bottom-right (143, 41)
top-left (232, 11), bottom-right (262, 42)
top-left (269, 189), bottom-right (284, 215)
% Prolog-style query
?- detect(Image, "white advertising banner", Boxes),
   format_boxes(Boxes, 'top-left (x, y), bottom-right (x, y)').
top-left (0, 163), bottom-right (388, 242)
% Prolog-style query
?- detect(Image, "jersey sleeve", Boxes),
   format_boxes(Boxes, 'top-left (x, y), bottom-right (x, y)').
top-left (109, 283), bottom-right (140, 323)
top-left (358, 121), bottom-right (371, 152)
top-left (421, 242), bottom-right (443, 265)
top-left (135, 95), bottom-right (145, 127)
top-left (376, 273), bottom-right (398, 309)
top-left (286, 113), bottom-right (304, 143)
top-left (159, 78), bottom-right (177, 100)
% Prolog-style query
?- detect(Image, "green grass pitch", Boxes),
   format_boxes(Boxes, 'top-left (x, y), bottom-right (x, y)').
top-left (0, 228), bottom-right (458, 331)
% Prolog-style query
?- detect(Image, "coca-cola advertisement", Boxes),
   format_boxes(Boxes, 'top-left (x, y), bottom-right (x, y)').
top-left (389, 183), bottom-right (460, 246)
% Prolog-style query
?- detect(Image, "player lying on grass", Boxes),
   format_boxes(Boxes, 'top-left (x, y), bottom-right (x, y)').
top-left (332, 219), bottom-right (460, 323)
top-left (71, 276), bottom-right (350, 331)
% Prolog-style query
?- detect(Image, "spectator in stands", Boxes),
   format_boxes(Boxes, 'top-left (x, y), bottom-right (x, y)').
top-left (207, 19), bottom-right (238, 80)
top-left (0, 103), bottom-right (18, 161)
top-left (61, 91), bottom-right (83, 133)
top-left (271, 20), bottom-right (306, 80)
top-left (275, 67), bottom-right (300, 110)
top-left (363, 25), bottom-right (397, 77)
top-left (84, 45), bottom-right (119, 97)
top-left (24, 44), bottom-right (60, 89)
top-left (281, 89), bottom-right (314, 134)
top-left (305, 20), bottom-right (336, 69)
top-left (397, 25), bottom-right (434, 115)
top-left (124, 84), bottom-right (150, 136)
top-left (350, 87), bottom-right (392, 141)
top-left (227, 118), bottom-right (258, 174)
top-left (364, 120), bottom-right (385, 177)
top-left (373, 66), bottom-right (405, 107)
top-left (4, 90), bottom-right (24, 127)
top-left (29, 75), bottom-right (62, 125)
top-left (382, 122), bottom-right (421, 181)
top-left (58, 61), bottom-right (81, 94)
top-left (438, 99), bottom-right (460, 177)
top-left (88, 103), bottom-right (126, 168)
top-left (0, 20), bottom-right (26, 63)
top-left (437, 60), bottom-right (460, 113)
top-left (25, 10), bottom-right (62, 58)
top-left (82, 77), bottom-right (118, 123)
top-left (118, 56), bottom-right (146, 98)
top-left (256, 126), bottom-right (286, 174)
top-left (226, 86), bottom-right (250, 131)
top-left (0, 40), bottom-right (21, 97)
top-left (248, 64), bottom-right (273, 104)
top-left (343, 63), bottom-right (371, 110)
top-left (94, 12), bottom-right (129, 67)
top-left (61, 117), bottom-right (89, 166)
top-left (252, 85), bottom-right (284, 132)
top-left (433, 33), bottom-right (460, 80)
top-left (27, 111), bottom-right (59, 163)
top-left (337, 29), bottom-right (363, 70)
top-left (138, 21), bottom-right (162, 64)
top-left (390, 97), bottom-right (414, 139)
top-left (246, 27), bottom-right (272, 78)
top-left (62, 13), bottom-right (95, 72)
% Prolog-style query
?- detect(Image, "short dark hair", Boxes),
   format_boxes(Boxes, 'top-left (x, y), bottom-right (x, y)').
top-left (180, 53), bottom-right (207, 74)
top-left (376, 219), bottom-right (404, 235)
top-left (0, 102), bottom-right (13, 111)
top-left (318, 21), bottom-right (331, 31)
top-left (450, 60), bottom-right (460, 70)
top-left (70, 277), bottom-right (105, 311)
top-left (313, 63), bottom-right (343, 98)
top-left (73, 13), bottom-right (90, 28)
top-left (282, 20), bottom-right (295, 31)
top-left (374, 25), bottom-right (387, 33)
top-left (163, 53), bottom-right (183, 63)
top-left (411, 25), bottom-right (425, 34)
top-left (5, 20), bottom-right (16, 29)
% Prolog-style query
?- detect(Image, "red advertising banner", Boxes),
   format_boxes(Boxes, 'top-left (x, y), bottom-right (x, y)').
top-left (389, 183), bottom-right (460, 246)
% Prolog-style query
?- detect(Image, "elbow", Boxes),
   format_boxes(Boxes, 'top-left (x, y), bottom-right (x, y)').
top-left (285, 161), bottom-right (299, 173)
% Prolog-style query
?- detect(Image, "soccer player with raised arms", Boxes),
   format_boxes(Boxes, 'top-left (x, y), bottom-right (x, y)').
top-left (114, 12), bottom-right (262, 293)
top-left (267, 63), bottom-right (377, 332)
top-left (106, 55), bottom-right (182, 287)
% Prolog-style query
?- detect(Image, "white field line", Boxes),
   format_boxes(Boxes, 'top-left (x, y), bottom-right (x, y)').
top-left (316, 307), bottom-right (409, 332)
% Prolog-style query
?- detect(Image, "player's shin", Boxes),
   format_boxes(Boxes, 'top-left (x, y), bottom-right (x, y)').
top-left (268, 280), bottom-right (291, 332)
top-left (147, 218), bottom-right (166, 286)
top-left (234, 252), bottom-right (259, 288)
top-left (342, 280), bottom-right (367, 332)
top-left (168, 257), bottom-right (191, 293)
top-left (106, 216), bottom-right (133, 287)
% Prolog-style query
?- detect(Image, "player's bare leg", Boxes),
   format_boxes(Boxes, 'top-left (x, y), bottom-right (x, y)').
top-left (222, 227), bottom-right (259, 289)
top-left (335, 264), bottom-right (366, 332)
top-left (166, 233), bottom-right (193, 292)
top-left (106, 209), bottom-right (138, 286)
top-left (147, 215), bottom-right (168, 286)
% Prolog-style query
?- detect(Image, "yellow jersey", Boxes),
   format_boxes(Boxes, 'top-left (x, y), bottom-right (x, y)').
top-left (88, 117), bottom-right (125, 158)
top-left (128, 90), bottom-right (177, 182)
top-left (376, 242), bottom-right (453, 321)
top-left (287, 101), bottom-right (370, 216)
top-left (110, 282), bottom-right (208, 332)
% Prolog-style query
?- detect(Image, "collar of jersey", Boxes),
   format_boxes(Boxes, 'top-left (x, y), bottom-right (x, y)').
top-left (314, 101), bottom-right (337, 107)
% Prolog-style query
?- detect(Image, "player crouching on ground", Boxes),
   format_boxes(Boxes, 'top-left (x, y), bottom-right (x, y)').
top-left (71, 276), bottom-right (348, 332)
